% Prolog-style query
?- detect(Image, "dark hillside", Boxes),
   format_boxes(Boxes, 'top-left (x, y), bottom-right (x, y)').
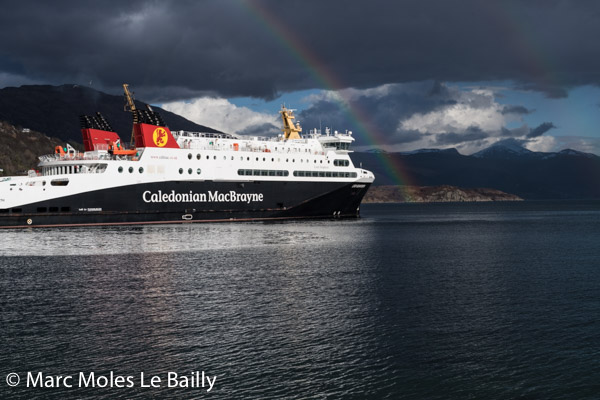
top-left (0, 84), bottom-right (219, 144)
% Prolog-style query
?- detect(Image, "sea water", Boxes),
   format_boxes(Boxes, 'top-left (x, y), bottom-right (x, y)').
top-left (1, 201), bottom-right (600, 399)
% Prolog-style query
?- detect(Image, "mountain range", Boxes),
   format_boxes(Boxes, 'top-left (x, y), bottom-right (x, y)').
top-left (353, 140), bottom-right (600, 199)
top-left (0, 84), bottom-right (598, 199)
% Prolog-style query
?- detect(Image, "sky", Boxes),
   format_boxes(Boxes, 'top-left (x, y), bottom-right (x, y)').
top-left (1, 0), bottom-right (600, 154)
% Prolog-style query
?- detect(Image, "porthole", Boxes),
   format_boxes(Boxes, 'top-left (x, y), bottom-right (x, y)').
top-left (188, 153), bottom-right (192, 160)
top-left (118, 166), bottom-right (123, 173)
top-left (214, 156), bottom-right (217, 160)
top-left (197, 168), bottom-right (201, 175)
top-left (128, 167), bottom-right (133, 173)
top-left (179, 168), bottom-right (183, 174)
top-left (188, 168), bottom-right (193, 174)
top-left (206, 155), bottom-right (209, 160)
top-left (197, 154), bottom-right (201, 160)
top-left (139, 167), bottom-right (144, 173)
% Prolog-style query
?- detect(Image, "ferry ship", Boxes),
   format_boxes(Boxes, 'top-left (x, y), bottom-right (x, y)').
top-left (0, 85), bottom-right (374, 228)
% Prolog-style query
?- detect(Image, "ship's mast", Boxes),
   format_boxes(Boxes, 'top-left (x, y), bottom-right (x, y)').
top-left (123, 84), bottom-right (137, 145)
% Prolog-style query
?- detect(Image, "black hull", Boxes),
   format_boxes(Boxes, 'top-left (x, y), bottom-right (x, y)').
top-left (0, 180), bottom-right (371, 228)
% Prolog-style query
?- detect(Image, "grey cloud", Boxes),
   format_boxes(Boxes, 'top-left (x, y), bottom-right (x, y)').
top-left (238, 122), bottom-right (280, 136)
top-left (516, 83), bottom-right (570, 99)
top-left (501, 105), bottom-right (533, 115)
top-left (527, 122), bottom-right (556, 138)
top-left (500, 125), bottom-right (530, 137)
top-left (297, 81), bottom-right (548, 149)
top-left (297, 82), bottom-right (454, 145)
top-left (434, 127), bottom-right (489, 146)
top-left (298, 81), bottom-right (467, 144)
top-left (1, 0), bottom-right (600, 100)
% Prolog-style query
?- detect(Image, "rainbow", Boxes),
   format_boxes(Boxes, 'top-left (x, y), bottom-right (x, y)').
top-left (240, 0), bottom-right (415, 189)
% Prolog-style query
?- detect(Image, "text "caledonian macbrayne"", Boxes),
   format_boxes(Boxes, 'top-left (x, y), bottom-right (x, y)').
top-left (143, 190), bottom-right (264, 204)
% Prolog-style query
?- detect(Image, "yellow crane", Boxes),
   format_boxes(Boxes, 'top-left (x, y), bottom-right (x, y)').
top-left (280, 106), bottom-right (302, 140)
top-left (123, 84), bottom-right (137, 145)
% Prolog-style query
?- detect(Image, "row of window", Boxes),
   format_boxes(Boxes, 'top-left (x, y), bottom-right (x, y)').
top-left (118, 166), bottom-right (143, 174)
top-left (186, 146), bottom-right (320, 159)
top-left (333, 159), bottom-right (350, 167)
top-left (238, 169), bottom-right (290, 177)
top-left (293, 171), bottom-right (357, 178)
top-left (235, 169), bottom-right (358, 178)
top-left (118, 165), bottom-right (203, 175)
top-left (187, 153), bottom-right (333, 164)
top-left (179, 168), bottom-right (202, 175)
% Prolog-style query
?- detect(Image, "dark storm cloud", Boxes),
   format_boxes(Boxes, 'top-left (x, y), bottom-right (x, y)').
top-left (527, 122), bottom-right (556, 138)
top-left (1, 0), bottom-right (600, 101)
top-left (394, 130), bottom-right (423, 144)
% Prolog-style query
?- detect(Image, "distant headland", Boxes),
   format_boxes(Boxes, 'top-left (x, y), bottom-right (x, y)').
top-left (363, 185), bottom-right (522, 203)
